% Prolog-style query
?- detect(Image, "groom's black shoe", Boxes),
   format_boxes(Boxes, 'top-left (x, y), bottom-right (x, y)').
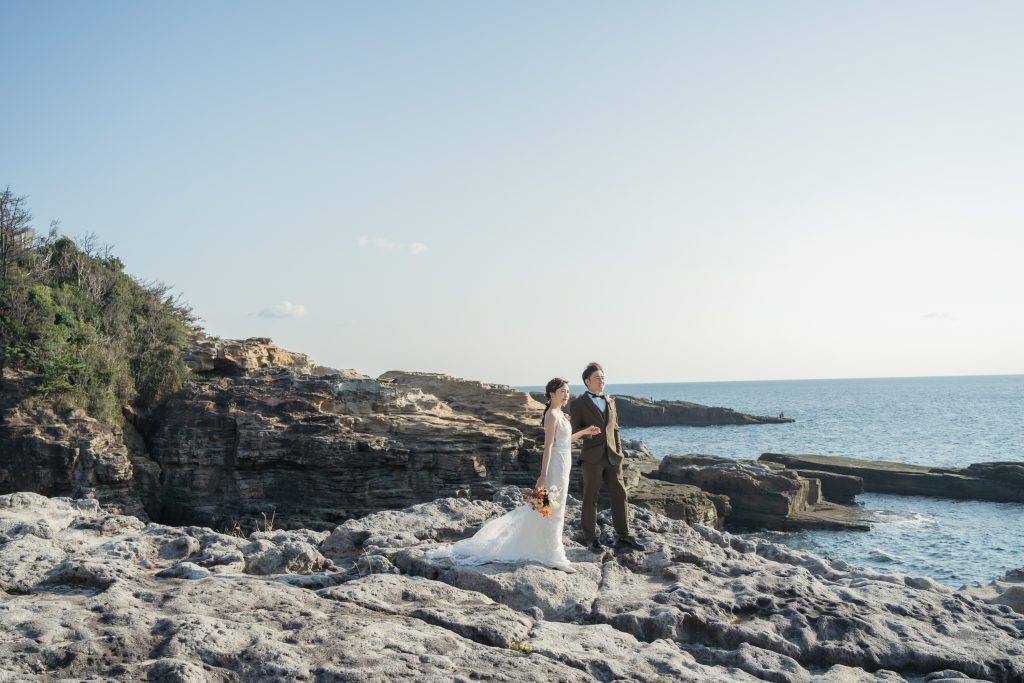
top-left (588, 539), bottom-right (604, 553)
top-left (616, 536), bottom-right (646, 551)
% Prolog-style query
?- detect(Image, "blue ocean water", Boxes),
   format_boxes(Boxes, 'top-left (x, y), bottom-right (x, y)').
top-left (524, 375), bottom-right (1024, 587)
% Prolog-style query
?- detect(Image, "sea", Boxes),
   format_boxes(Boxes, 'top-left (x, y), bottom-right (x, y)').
top-left (521, 375), bottom-right (1024, 588)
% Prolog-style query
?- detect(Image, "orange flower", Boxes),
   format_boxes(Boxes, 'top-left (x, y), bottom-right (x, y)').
top-left (524, 487), bottom-right (556, 517)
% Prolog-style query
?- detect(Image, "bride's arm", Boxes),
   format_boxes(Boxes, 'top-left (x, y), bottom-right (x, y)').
top-left (569, 400), bottom-right (600, 441)
top-left (537, 411), bottom-right (557, 488)
top-left (572, 425), bottom-right (601, 441)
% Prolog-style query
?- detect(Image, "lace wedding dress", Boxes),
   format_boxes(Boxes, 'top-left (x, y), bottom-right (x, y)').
top-left (427, 412), bottom-right (574, 571)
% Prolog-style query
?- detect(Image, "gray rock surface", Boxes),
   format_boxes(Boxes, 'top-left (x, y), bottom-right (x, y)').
top-left (789, 469), bottom-right (864, 504)
top-left (961, 567), bottom-right (1024, 615)
top-left (2, 490), bottom-right (1022, 681)
top-left (0, 396), bottom-right (147, 517)
top-left (761, 453), bottom-right (1024, 503)
top-left (628, 470), bottom-right (731, 528)
top-left (657, 454), bottom-right (873, 531)
top-left (611, 441), bottom-right (727, 528)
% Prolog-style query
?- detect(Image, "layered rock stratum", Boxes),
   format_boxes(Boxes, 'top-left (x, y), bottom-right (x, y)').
top-left (657, 454), bottom-right (873, 531)
top-left (760, 453), bottom-right (1024, 503)
top-left (1, 490), bottom-right (1021, 682)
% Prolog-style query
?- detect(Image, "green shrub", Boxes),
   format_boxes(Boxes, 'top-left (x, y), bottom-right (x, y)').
top-left (0, 190), bottom-right (200, 422)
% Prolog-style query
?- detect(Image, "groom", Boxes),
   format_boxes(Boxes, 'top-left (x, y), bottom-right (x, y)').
top-left (569, 362), bottom-right (645, 552)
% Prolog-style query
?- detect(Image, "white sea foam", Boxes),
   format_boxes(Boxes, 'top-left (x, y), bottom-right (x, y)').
top-left (868, 548), bottom-right (902, 563)
top-left (870, 510), bottom-right (937, 528)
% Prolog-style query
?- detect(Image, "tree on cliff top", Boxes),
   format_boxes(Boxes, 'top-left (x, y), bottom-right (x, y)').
top-left (0, 187), bottom-right (33, 283)
top-left (0, 186), bottom-right (201, 422)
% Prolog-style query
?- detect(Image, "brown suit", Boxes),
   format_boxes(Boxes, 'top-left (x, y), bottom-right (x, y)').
top-left (569, 393), bottom-right (631, 543)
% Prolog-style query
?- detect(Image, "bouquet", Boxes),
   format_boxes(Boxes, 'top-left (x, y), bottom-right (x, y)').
top-left (523, 486), bottom-right (559, 517)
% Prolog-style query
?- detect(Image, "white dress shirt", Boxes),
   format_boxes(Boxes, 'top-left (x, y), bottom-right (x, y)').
top-left (588, 392), bottom-right (608, 414)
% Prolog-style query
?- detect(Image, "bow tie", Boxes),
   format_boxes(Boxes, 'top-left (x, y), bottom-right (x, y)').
top-left (587, 392), bottom-right (606, 399)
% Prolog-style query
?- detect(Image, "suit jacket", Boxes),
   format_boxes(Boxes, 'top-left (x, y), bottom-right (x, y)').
top-left (569, 393), bottom-right (625, 466)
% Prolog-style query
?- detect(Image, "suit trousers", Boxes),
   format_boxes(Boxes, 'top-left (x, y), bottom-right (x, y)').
top-left (580, 452), bottom-right (630, 542)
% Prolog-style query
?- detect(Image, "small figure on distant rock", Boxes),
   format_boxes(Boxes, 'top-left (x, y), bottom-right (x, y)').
top-left (779, 411), bottom-right (785, 419)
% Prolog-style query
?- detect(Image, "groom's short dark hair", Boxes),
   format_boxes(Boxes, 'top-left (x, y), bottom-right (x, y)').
top-left (582, 362), bottom-right (604, 382)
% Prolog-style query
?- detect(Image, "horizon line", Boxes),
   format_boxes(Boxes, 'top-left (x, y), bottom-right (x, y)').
top-left (510, 371), bottom-right (1024, 389)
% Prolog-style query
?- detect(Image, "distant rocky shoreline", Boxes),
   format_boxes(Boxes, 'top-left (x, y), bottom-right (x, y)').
top-left (528, 392), bottom-right (795, 427)
top-left (760, 452), bottom-right (1024, 503)
top-left (642, 450), bottom-right (1024, 531)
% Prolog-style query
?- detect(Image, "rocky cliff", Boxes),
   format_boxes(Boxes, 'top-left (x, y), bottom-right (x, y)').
top-left (2, 490), bottom-right (1021, 682)
top-left (145, 339), bottom-right (549, 531)
top-left (2, 338), bottom-right (723, 532)
top-left (0, 369), bottom-right (151, 518)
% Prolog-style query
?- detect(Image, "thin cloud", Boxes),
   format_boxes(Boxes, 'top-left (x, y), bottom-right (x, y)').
top-left (258, 301), bottom-right (307, 318)
top-left (358, 235), bottom-right (427, 255)
top-left (922, 312), bottom-right (958, 321)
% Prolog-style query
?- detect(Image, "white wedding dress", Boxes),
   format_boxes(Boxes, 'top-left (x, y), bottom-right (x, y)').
top-left (427, 412), bottom-right (574, 571)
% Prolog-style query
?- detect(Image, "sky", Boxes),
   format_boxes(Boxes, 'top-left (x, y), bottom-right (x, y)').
top-left (3, 1), bottom-right (1022, 385)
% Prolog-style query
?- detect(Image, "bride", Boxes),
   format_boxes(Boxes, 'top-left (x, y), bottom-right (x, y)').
top-left (427, 378), bottom-right (600, 573)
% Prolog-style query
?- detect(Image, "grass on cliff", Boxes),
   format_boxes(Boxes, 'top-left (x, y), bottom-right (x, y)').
top-left (0, 186), bottom-right (200, 423)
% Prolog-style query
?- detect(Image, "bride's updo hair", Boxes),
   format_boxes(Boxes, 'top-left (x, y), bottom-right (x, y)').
top-left (542, 377), bottom-right (569, 425)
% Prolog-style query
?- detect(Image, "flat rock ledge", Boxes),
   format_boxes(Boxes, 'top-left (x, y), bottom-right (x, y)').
top-left (2, 491), bottom-right (1022, 683)
top-left (761, 454), bottom-right (1024, 503)
top-left (657, 454), bottom-right (873, 531)
top-left (614, 395), bottom-right (795, 427)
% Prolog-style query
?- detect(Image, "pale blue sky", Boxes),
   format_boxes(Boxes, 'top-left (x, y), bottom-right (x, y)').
top-left (3, 1), bottom-right (1022, 384)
